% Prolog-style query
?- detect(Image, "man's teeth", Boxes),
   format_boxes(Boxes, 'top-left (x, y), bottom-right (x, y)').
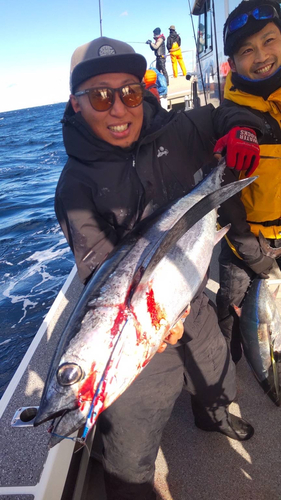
top-left (109, 124), bottom-right (129, 132)
top-left (256, 64), bottom-right (272, 74)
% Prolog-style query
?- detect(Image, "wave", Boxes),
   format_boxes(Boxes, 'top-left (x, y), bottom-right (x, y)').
top-left (0, 102), bottom-right (72, 398)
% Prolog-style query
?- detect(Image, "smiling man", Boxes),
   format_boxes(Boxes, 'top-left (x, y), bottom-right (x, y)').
top-left (214, 0), bottom-right (281, 365)
top-left (55, 36), bottom-right (257, 500)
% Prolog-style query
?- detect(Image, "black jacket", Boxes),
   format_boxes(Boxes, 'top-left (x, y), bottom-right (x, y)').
top-left (150, 35), bottom-right (166, 57)
top-left (167, 31), bottom-right (181, 51)
top-left (55, 93), bottom-right (258, 283)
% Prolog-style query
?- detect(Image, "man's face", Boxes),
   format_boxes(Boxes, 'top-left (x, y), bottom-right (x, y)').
top-left (70, 73), bottom-right (143, 148)
top-left (229, 22), bottom-right (281, 80)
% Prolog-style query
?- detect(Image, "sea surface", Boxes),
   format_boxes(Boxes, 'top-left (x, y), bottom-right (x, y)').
top-left (0, 102), bottom-right (75, 398)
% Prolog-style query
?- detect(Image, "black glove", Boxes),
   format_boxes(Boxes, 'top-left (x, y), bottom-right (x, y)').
top-left (146, 40), bottom-right (152, 44)
top-left (249, 255), bottom-right (274, 279)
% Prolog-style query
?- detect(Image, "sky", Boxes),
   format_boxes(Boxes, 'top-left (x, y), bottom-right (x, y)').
top-left (0, 0), bottom-right (197, 113)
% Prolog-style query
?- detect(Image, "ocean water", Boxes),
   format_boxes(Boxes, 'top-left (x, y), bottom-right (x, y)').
top-left (0, 102), bottom-right (75, 398)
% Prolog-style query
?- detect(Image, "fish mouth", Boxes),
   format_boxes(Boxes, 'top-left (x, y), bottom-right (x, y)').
top-left (48, 408), bottom-right (88, 448)
top-left (34, 400), bottom-right (79, 426)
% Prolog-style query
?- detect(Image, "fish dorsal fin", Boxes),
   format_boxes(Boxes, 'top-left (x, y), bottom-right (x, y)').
top-left (136, 176), bottom-right (255, 288)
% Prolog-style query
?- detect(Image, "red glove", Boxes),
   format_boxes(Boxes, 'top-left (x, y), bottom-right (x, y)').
top-left (214, 127), bottom-right (260, 177)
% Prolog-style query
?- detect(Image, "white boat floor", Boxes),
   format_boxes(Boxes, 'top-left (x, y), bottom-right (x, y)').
top-left (1, 246), bottom-right (281, 499)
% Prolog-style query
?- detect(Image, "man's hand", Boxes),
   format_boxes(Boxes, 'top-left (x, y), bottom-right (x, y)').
top-left (214, 127), bottom-right (260, 177)
top-left (157, 306), bottom-right (190, 353)
top-left (146, 40), bottom-right (152, 44)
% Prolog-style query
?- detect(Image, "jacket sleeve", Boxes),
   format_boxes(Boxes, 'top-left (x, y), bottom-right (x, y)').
top-left (213, 101), bottom-right (265, 139)
top-left (55, 178), bottom-right (118, 284)
top-left (218, 167), bottom-right (273, 273)
top-left (167, 37), bottom-right (172, 51)
top-left (213, 102), bottom-right (273, 273)
top-left (151, 38), bottom-right (164, 50)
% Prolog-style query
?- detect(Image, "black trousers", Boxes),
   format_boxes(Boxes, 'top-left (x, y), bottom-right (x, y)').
top-left (217, 238), bottom-right (281, 363)
top-left (99, 293), bottom-right (236, 500)
top-left (156, 56), bottom-right (169, 86)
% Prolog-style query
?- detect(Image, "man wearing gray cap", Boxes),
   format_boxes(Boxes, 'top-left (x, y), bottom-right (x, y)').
top-left (55, 36), bottom-right (256, 499)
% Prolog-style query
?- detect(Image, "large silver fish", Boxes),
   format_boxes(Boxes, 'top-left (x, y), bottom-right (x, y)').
top-left (34, 163), bottom-right (254, 446)
top-left (234, 235), bottom-right (281, 406)
top-left (234, 278), bottom-right (281, 405)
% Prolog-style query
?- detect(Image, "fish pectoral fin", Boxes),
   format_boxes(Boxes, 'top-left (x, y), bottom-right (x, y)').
top-left (214, 224), bottom-right (231, 245)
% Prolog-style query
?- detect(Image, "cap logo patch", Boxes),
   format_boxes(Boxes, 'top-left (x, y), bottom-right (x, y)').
top-left (98, 44), bottom-right (116, 56)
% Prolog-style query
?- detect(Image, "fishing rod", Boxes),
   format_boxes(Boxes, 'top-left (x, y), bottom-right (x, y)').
top-left (99, 0), bottom-right (102, 36)
top-left (187, 0), bottom-right (207, 106)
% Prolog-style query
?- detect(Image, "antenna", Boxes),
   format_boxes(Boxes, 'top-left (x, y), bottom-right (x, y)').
top-left (99, 0), bottom-right (102, 36)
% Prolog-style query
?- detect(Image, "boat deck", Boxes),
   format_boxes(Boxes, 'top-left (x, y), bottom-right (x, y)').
top-left (167, 75), bottom-right (192, 110)
top-left (1, 247), bottom-right (281, 500)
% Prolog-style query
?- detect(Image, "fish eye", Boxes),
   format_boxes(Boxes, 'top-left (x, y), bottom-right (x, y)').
top-left (56, 363), bottom-right (84, 386)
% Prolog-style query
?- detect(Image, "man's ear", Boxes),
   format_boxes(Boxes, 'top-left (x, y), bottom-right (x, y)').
top-left (228, 57), bottom-right (237, 73)
top-left (70, 94), bottom-right (81, 113)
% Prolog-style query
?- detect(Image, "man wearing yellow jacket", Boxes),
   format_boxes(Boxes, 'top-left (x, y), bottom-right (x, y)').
top-left (214, 0), bottom-right (281, 363)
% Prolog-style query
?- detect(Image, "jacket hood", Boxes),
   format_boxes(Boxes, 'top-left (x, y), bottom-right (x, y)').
top-left (62, 91), bottom-right (173, 162)
top-left (224, 71), bottom-right (281, 118)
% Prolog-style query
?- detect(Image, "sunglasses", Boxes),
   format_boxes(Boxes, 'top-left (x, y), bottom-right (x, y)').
top-left (74, 83), bottom-right (145, 111)
top-left (224, 4), bottom-right (279, 44)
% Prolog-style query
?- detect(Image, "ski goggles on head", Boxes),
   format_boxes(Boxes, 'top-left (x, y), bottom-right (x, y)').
top-left (224, 4), bottom-right (280, 44)
top-left (74, 83), bottom-right (145, 112)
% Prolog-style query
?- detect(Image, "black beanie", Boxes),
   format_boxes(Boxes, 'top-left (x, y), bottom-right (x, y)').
top-left (153, 27), bottom-right (161, 35)
top-left (224, 0), bottom-right (281, 56)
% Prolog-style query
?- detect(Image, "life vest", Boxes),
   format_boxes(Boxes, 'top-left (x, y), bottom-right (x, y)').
top-left (224, 72), bottom-right (281, 239)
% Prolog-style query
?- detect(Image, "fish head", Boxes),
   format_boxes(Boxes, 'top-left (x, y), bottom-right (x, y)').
top-left (34, 305), bottom-right (122, 428)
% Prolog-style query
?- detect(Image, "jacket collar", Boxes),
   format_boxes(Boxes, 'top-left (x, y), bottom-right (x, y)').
top-left (224, 71), bottom-right (281, 117)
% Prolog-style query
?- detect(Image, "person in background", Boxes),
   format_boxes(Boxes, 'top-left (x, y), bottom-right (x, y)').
top-left (213, 0), bottom-right (281, 364)
top-left (55, 36), bottom-right (256, 500)
top-left (146, 27), bottom-right (169, 85)
top-left (167, 25), bottom-right (187, 78)
top-left (143, 69), bottom-right (160, 102)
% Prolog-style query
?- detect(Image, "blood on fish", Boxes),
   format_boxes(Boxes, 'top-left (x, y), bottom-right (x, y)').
top-left (146, 288), bottom-right (166, 329)
top-left (142, 358), bottom-right (150, 368)
top-left (130, 308), bottom-right (148, 345)
top-left (110, 307), bottom-right (127, 338)
top-left (79, 362), bottom-right (97, 403)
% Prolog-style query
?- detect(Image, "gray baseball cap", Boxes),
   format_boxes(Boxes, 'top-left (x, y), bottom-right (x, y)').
top-left (70, 36), bottom-right (147, 93)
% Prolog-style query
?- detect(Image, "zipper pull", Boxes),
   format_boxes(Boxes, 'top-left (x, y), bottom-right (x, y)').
top-left (132, 155), bottom-right (136, 168)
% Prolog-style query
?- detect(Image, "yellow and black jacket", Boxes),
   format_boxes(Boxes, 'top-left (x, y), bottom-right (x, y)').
top-left (217, 71), bottom-right (281, 273)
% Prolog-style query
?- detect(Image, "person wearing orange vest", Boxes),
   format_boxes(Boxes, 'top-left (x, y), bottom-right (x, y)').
top-left (167, 25), bottom-right (187, 78)
top-left (143, 69), bottom-right (160, 102)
